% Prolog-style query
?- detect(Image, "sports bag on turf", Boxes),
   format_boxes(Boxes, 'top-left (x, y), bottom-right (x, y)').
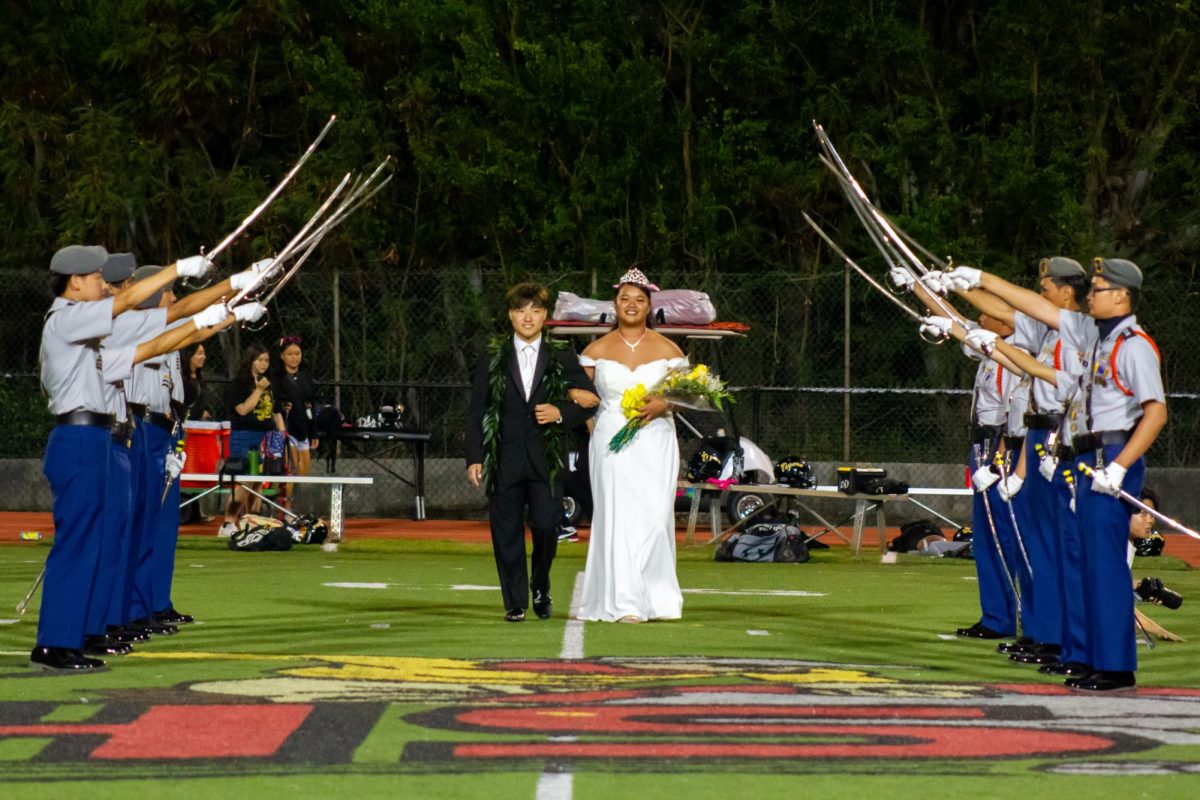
top-left (228, 524), bottom-right (294, 552)
top-left (715, 522), bottom-right (810, 563)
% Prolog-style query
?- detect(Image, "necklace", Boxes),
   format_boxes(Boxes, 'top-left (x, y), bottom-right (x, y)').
top-left (617, 329), bottom-right (647, 351)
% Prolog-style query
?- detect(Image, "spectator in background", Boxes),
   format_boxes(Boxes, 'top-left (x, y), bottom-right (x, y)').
top-left (180, 343), bottom-right (210, 421)
top-left (219, 344), bottom-right (285, 537)
top-left (272, 335), bottom-right (318, 511)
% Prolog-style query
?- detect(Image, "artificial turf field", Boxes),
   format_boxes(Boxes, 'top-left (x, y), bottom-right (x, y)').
top-left (0, 525), bottom-right (1198, 799)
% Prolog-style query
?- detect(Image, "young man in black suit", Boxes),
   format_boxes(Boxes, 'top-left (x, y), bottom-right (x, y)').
top-left (466, 283), bottom-right (598, 622)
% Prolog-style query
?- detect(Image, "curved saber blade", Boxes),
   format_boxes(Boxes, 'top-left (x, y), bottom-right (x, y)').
top-left (801, 212), bottom-right (924, 322)
top-left (206, 115), bottom-right (337, 262)
top-left (994, 454), bottom-right (1035, 578)
top-left (1076, 463), bottom-right (1200, 540)
top-left (260, 159), bottom-right (396, 307)
top-left (227, 171), bottom-right (354, 307)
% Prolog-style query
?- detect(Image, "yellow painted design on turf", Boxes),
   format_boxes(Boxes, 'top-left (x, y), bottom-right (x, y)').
top-left (743, 669), bottom-right (892, 684)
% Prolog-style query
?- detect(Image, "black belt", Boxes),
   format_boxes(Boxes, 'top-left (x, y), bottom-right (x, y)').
top-left (146, 411), bottom-right (176, 432)
top-left (55, 411), bottom-right (114, 428)
top-left (1024, 412), bottom-right (1062, 430)
top-left (1069, 430), bottom-right (1130, 456)
top-left (128, 402), bottom-right (148, 418)
top-left (971, 424), bottom-right (1003, 444)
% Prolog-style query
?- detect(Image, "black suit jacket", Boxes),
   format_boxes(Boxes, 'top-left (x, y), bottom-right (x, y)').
top-left (466, 336), bottom-right (596, 488)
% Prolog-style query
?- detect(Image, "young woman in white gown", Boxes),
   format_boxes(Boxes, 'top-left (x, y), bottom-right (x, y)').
top-left (577, 269), bottom-right (686, 623)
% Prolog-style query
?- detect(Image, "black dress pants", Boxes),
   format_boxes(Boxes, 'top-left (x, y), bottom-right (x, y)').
top-left (489, 459), bottom-right (559, 611)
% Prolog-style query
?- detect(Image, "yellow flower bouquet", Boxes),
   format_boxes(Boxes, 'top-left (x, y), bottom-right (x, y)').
top-left (608, 364), bottom-right (733, 452)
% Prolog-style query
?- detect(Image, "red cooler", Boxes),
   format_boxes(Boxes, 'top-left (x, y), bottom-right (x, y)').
top-left (182, 421), bottom-right (229, 488)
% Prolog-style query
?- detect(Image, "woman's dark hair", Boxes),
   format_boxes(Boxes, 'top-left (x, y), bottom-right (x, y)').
top-left (235, 343), bottom-right (270, 384)
top-left (610, 282), bottom-right (655, 329)
top-left (182, 343), bottom-right (205, 380)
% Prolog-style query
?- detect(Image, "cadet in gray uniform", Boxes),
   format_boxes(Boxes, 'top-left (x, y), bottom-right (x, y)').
top-left (946, 259), bottom-right (1166, 692)
top-left (35, 245), bottom-right (216, 671)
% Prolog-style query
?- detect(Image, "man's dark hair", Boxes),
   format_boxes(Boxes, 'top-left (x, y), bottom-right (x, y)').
top-left (1050, 275), bottom-right (1089, 306)
top-left (49, 272), bottom-right (71, 297)
top-left (506, 282), bottom-right (550, 310)
top-left (1126, 286), bottom-right (1140, 312)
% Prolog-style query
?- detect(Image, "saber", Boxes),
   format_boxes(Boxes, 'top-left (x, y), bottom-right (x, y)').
top-left (801, 212), bottom-right (948, 344)
top-left (16, 567), bottom-right (44, 615)
top-left (814, 148), bottom-right (965, 324)
top-left (815, 149), bottom-right (965, 313)
top-left (205, 115), bottom-right (337, 264)
top-left (227, 171), bottom-right (354, 308)
top-left (1077, 463), bottom-right (1200, 540)
top-left (286, 158), bottom-right (394, 257)
top-left (974, 442), bottom-right (1023, 631)
top-left (258, 160), bottom-right (395, 306)
top-left (159, 416), bottom-right (186, 507)
top-left (993, 448), bottom-right (1035, 579)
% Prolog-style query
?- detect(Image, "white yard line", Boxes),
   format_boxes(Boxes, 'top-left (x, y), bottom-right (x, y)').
top-left (535, 570), bottom-right (586, 800)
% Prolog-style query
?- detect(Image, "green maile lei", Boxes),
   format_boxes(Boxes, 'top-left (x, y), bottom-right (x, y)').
top-left (481, 333), bottom-right (570, 495)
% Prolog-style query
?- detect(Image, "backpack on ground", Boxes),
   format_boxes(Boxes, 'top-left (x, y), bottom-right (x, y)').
top-left (715, 522), bottom-right (810, 563)
top-left (228, 523), bottom-right (293, 552)
top-left (285, 514), bottom-right (330, 544)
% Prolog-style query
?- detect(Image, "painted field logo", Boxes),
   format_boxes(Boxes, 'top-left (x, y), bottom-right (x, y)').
top-left (1, 655), bottom-right (1197, 774)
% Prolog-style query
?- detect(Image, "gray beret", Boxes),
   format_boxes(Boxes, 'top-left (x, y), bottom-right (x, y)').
top-left (1037, 256), bottom-right (1086, 280)
top-left (1092, 257), bottom-right (1143, 289)
top-left (49, 244), bottom-right (108, 275)
top-left (132, 265), bottom-right (173, 309)
top-left (102, 252), bottom-right (137, 284)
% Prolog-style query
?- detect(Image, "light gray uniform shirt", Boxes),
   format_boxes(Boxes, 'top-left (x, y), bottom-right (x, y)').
top-left (102, 308), bottom-right (168, 422)
top-left (1056, 310), bottom-right (1164, 438)
top-left (40, 297), bottom-right (116, 415)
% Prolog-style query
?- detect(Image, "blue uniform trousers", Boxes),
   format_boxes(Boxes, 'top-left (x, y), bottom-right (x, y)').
top-left (1053, 462), bottom-right (1088, 666)
top-left (39, 425), bottom-right (110, 649)
top-left (85, 439), bottom-right (131, 636)
top-left (1018, 428), bottom-right (1064, 646)
top-left (1074, 445), bottom-right (1143, 673)
top-left (131, 422), bottom-right (171, 620)
top-left (969, 443), bottom-right (1018, 635)
top-left (152, 458), bottom-right (182, 612)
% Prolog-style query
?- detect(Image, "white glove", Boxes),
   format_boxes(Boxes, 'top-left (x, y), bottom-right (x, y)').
top-left (229, 270), bottom-right (256, 291)
top-left (888, 266), bottom-right (916, 291)
top-left (918, 271), bottom-right (950, 296)
top-left (1090, 462), bottom-right (1127, 497)
top-left (165, 451), bottom-right (186, 481)
top-left (919, 315), bottom-right (953, 339)
top-left (251, 257), bottom-right (277, 276)
top-left (175, 254), bottom-right (214, 278)
top-left (961, 338), bottom-right (985, 361)
top-left (944, 266), bottom-right (983, 291)
top-left (192, 302), bottom-right (230, 329)
top-left (1038, 453), bottom-right (1059, 483)
top-left (232, 301), bottom-right (267, 323)
top-left (963, 328), bottom-right (997, 356)
top-left (972, 464), bottom-right (999, 492)
top-left (998, 473), bottom-right (1024, 501)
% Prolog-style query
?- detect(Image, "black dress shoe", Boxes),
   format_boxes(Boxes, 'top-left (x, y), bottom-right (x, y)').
top-left (154, 608), bottom-right (194, 625)
top-left (532, 591), bottom-right (552, 620)
top-left (956, 622), bottom-right (1006, 639)
top-left (997, 636), bottom-right (1035, 655)
top-left (130, 617), bottom-right (179, 636)
top-left (1071, 670), bottom-right (1135, 692)
top-left (83, 635), bottom-right (133, 656)
top-left (505, 608), bottom-right (526, 622)
top-left (1043, 661), bottom-right (1092, 677)
top-left (1010, 644), bottom-right (1061, 664)
top-left (108, 624), bottom-right (150, 643)
top-left (30, 646), bottom-right (105, 672)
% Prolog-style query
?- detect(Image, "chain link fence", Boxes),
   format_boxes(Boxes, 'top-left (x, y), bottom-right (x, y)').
top-left (3, 260), bottom-right (1197, 521)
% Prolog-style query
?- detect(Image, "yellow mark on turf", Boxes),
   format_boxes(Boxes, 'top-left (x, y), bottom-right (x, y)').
top-left (743, 669), bottom-right (893, 684)
top-left (540, 711), bottom-right (598, 718)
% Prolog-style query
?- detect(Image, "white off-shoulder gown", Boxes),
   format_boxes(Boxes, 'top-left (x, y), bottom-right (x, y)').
top-left (577, 356), bottom-right (685, 622)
